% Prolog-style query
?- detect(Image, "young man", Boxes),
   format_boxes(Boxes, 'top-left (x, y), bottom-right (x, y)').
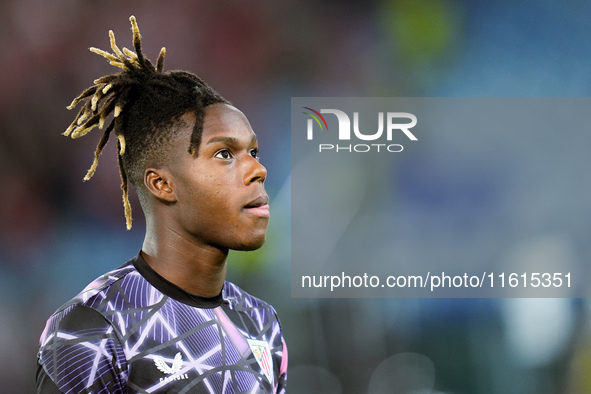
top-left (37, 16), bottom-right (287, 393)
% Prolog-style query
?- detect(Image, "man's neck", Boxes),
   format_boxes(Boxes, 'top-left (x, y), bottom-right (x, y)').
top-left (141, 223), bottom-right (228, 298)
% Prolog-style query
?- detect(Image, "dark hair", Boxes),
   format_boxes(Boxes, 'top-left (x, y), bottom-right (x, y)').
top-left (64, 16), bottom-right (229, 229)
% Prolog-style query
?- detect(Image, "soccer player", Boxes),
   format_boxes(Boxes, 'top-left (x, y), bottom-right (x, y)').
top-left (36, 16), bottom-right (287, 393)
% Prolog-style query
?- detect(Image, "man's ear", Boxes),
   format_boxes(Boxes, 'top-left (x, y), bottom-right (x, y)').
top-left (144, 168), bottom-right (177, 203)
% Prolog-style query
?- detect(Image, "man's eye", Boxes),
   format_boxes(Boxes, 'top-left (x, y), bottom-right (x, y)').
top-left (250, 148), bottom-right (259, 160)
top-left (214, 149), bottom-right (233, 159)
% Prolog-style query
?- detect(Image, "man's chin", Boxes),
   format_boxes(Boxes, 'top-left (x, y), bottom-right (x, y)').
top-left (231, 234), bottom-right (267, 252)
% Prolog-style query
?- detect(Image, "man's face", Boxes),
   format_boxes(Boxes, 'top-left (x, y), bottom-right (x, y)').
top-left (166, 103), bottom-right (269, 251)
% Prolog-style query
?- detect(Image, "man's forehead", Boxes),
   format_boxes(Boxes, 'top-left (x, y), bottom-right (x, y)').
top-left (203, 103), bottom-right (248, 125)
top-left (201, 104), bottom-right (256, 142)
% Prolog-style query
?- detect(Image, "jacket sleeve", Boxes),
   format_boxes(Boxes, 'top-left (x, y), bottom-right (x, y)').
top-left (37, 305), bottom-right (128, 394)
top-left (271, 306), bottom-right (288, 394)
top-left (276, 336), bottom-right (288, 394)
top-left (36, 363), bottom-right (62, 394)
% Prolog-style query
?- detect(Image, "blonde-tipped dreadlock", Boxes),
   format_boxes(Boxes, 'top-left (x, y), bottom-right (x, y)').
top-left (64, 16), bottom-right (228, 229)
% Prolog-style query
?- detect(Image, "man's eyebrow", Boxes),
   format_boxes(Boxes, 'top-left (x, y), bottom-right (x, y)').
top-left (205, 135), bottom-right (258, 145)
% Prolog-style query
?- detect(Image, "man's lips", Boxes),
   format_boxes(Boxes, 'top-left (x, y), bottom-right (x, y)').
top-left (244, 196), bottom-right (270, 218)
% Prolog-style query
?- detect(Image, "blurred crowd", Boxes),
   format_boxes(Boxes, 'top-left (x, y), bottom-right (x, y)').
top-left (2, 0), bottom-right (591, 393)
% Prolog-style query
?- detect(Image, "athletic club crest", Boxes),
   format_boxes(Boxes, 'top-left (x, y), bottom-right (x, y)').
top-left (247, 338), bottom-right (274, 384)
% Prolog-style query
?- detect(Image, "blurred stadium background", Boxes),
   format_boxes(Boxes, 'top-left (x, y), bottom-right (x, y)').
top-left (2, 0), bottom-right (591, 392)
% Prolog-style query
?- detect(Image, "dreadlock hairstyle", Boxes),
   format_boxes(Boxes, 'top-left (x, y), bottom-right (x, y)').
top-left (64, 16), bottom-right (229, 229)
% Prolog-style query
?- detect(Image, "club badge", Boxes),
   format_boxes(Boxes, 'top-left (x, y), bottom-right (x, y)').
top-left (247, 338), bottom-right (273, 384)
